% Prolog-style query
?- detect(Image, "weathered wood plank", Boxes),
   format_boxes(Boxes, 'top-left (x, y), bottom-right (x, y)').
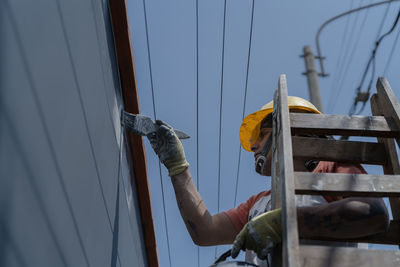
top-left (301, 220), bottom-right (400, 245)
top-left (376, 77), bottom-right (400, 147)
top-left (271, 90), bottom-right (281, 210)
top-left (299, 245), bottom-right (400, 267)
top-left (276, 75), bottom-right (300, 267)
top-left (292, 136), bottom-right (387, 165)
top-left (371, 93), bottom-right (400, 222)
top-left (294, 172), bottom-right (400, 197)
top-left (289, 113), bottom-right (399, 137)
top-left (270, 90), bottom-right (282, 267)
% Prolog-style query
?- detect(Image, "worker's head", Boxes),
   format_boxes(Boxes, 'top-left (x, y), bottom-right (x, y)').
top-left (240, 96), bottom-right (321, 176)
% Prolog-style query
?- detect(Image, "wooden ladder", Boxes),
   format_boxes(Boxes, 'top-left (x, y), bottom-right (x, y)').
top-left (270, 75), bottom-right (400, 267)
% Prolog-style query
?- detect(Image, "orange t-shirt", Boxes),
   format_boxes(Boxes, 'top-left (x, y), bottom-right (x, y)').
top-left (225, 161), bottom-right (367, 232)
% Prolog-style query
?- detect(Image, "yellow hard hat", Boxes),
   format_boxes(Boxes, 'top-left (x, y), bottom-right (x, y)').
top-left (240, 96), bottom-right (321, 152)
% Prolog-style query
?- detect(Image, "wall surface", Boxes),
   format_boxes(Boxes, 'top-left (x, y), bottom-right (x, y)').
top-left (0, 0), bottom-right (148, 266)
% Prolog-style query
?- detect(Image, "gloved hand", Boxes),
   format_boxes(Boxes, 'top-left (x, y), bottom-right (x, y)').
top-left (231, 208), bottom-right (282, 260)
top-left (147, 120), bottom-right (189, 176)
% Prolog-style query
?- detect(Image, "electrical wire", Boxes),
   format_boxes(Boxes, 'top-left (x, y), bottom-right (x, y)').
top-left (327, 0), bottom-right (354, 112)
top-left (327, 0), bottom-right (358, 112)
top-left (195, 0), bottom-right (200, 266)
top-left (332, 0), bottom-right (372, 112)
top-left (328, 0), bottom-right (361, 111)
top-left (234, 0), bottom-right (255, 208)
top-left (315, 0), bottom-right (399, 76)
top-left (142, 0), bottom-right (172, 266)
top-left (374, 2), bottom-right (392, 41)
top-left (217, 0), bottom-right (228, 214)
top-left (383, 23), bottom-right (400, 75)
top-left (349, 8), bottom-right (400, 115)
top-left (215, 0), bottom-right (228, 259)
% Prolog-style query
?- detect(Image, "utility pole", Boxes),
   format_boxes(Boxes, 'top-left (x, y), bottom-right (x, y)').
top-left (301, 45), bottom-right (324, 112)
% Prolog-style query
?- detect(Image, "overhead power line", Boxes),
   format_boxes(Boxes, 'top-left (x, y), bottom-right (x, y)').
top-left (234, 0), bottom-right (255, 208)
top-left (195, 0), bottom-right (200, 266)
top-left (215, 0), bottom-right (228, 259)
top-left (142, 0), bottom-right (172, 266)
top-left (328, 0), bottom-right (363, 112)
top-left (327, 0), bottom-right (354, 112)
top-left (332, 0), bottom-right (372, 112)
top-left (384, 26), bottom-right (400, 75)
top-left (374, 2), bottom-right (392, 41)
top-left (349, 8), bottom-right (400, 115)
top-left (315, 0), bottom-right (399, 76)
top-left (217, 0), bottom-right (228, 216)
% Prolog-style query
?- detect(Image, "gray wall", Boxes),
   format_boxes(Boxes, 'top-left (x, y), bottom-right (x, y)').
top-left (0, 0), bottom-right (148, 266)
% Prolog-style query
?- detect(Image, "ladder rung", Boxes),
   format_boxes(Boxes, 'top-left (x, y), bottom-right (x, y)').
top-left (294, 172), bottom-right (400, 197)
top-left (301, 220), bottom-right (400, 245)
top-left (292, 136), bottom-right (387, 165)
top-left (299, 245), bottom-right (400, 267)
top-left (290, 113), bottom-right (400, 137)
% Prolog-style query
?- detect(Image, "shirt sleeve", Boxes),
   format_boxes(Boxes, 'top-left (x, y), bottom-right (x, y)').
top-left (224, 191), bottom-right (270, 233)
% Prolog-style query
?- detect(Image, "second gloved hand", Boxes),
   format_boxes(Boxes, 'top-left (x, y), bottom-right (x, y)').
top-left (147, 120), bottom-right (189, 176)
top-left (231, 208), bottom-right (282, 260)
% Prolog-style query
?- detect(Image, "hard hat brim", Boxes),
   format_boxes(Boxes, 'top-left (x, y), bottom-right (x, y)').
top-left (240, 103), bottom-right (320, 152)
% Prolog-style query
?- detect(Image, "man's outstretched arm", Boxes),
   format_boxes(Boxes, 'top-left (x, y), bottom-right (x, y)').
top-left (171, 168), bottom-right (237, 246)
top-left (232, 197), bottom-right (389, 259)
top-left (298, 197), bottom-right (389, 239)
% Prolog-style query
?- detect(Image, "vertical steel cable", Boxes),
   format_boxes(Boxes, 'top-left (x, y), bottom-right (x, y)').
top-left (333, 1), bottom-right (363, 90)
top-left (384, 26), bottom-right (400, 75)
top-left (350, 7), bottom-right (400, 115)
top-left (142, 0), bottom-right (172, 266)
top-left (217, 0), bottom-right (228, 214)
top-left (375, 2), bottom-right (392, 41)
top-left (327, 0), bottom-right (354, 112)
top-left (195, 0), bottom-right (200, 266)
top-left (196, 0), bottom-right (200, 210)
top-left (215, 0), bottom-right (228, 259)
top-left (331, 0), bottom-right (371, 112)
top-left (234, 0), bottom-right (255, 207)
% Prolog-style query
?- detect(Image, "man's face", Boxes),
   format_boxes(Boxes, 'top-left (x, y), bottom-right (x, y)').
top-left (251, 127), bottom-right (272, 176)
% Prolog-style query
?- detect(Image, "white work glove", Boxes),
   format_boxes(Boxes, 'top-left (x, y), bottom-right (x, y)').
top-left (147, 120), bottom-right (189, 176)
top-left (231, 208), bottom-right (282, 260)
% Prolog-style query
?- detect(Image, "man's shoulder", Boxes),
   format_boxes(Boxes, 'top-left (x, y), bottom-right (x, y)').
top-left (248, 190), bottom-right (271, 205)
top-left (253, 190), bottom-right (271, 200)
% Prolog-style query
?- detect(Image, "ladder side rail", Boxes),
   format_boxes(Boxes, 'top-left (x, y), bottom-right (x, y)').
top-left (271, 91), bottom-right (281, 210)
top-left (371, 94), bottom-right (400, 224)
top-left (376, 77), bottom-right (400, 147)
top-left (271, 90), bottom-right (282, 267)
top-left (276, 75), bottom-right (300, 267)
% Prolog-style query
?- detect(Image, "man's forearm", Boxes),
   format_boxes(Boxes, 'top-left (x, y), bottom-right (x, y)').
top-left (297, 197), bottom-right (389, 239)
top-left (170, 169), bottom-right (237, 246)
top-left (171, 168), bottom-right (212, 244)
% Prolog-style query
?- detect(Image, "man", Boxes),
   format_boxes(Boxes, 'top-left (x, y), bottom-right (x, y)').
top-left (147, 96), bottom-right (389, 266)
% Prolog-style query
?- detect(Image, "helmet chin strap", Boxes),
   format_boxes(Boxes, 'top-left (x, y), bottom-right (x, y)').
top-left (255, 134), bottom-right (273, 174)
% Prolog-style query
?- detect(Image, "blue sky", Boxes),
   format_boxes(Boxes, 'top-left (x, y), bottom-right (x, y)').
top-left (127, 1), bottom-right (400, 266)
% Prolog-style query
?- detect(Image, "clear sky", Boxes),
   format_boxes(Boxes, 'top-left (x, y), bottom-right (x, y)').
top-left (127, 1), bottom-right (400, 266)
